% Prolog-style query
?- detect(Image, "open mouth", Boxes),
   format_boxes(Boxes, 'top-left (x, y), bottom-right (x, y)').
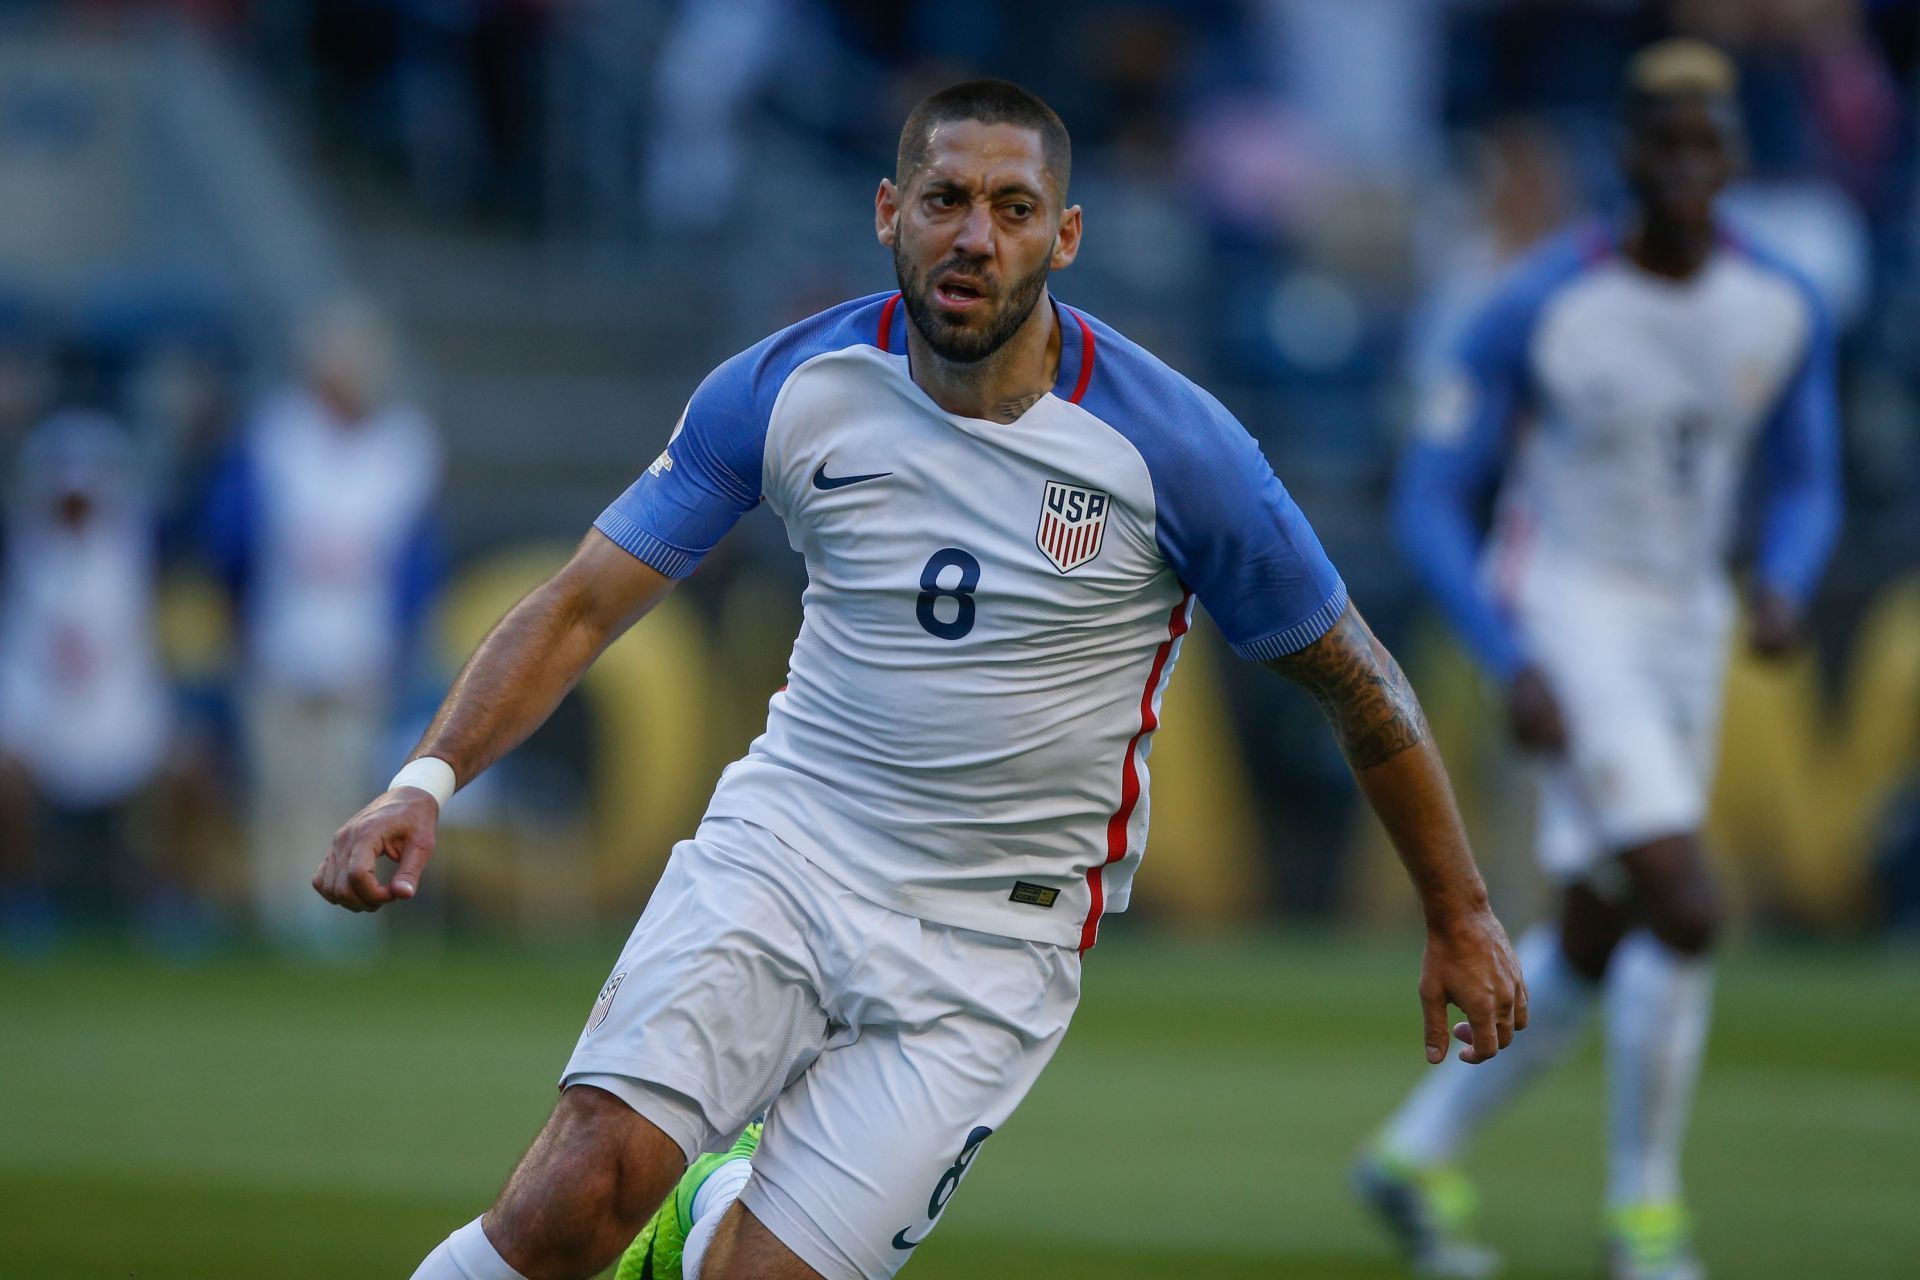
top-left (933, 276), bottom-right (988, 309)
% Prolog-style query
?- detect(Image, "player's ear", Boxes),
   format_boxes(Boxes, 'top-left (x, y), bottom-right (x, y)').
top-left (1050, 204), bottom-right (1083, 271)
top-left (876, 180), bottom-right (900, 248)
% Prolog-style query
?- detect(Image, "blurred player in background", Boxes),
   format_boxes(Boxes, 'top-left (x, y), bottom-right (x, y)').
top-left (1359, 40), bottom-right (1842, 1280)
top-left (313, 80), bottom-right (1526, 1280)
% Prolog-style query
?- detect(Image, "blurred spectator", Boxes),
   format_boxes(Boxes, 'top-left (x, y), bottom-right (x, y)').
top-left (1254, 0), bottom-right (1444, 183)
top-left (123, 330), bottom-right (245, 547)
top-left (1672, 0), bottom-right (1904, 211)
top-left (0, 333), bottom-right (53, 456)
top-left (644, 0), bottom-right (796, 232)
top-left (204, 299), bottom-right (441, 959)
top-left (0, 410), bottom-right (206, 956)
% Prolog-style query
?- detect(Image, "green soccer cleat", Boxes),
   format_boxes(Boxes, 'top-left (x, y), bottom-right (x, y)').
top-left (1606, 1201), bottom-right (1704, 1280)
top-left (1353, 1148), bottom-right (1503, 1279)
top-left (615, 1121), bottom-right (762, 1280)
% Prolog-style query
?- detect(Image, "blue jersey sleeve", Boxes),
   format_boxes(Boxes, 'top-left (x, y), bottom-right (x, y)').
top-left (595, 293), bottom-right (894, 577)
top-left (1753, 286), bottom-right (1843, 604)
top-left (1392, 233), bottom-right (1591, 680)
top-left (1148, 406), bottom-right (1348, 659)
top-left (594, 351), bottom-right (768, 578)
top-left (1072, 313), bottom-right (1346, 658)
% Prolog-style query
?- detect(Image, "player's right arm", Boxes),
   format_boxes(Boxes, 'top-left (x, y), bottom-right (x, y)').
top-left (313, 537), bottom-right (675, 912)
top-left (1392, 259), bottom-right (1566, 752)
top-left (316, 339), bottom-right (776, 914)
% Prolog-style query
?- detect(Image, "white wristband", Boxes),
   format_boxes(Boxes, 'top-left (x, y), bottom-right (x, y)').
top-left (389, 756), bottom-right (457, 810)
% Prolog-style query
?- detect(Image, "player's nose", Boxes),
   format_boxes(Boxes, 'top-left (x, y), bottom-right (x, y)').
top-left (953, 202), bottom-right (994, 257)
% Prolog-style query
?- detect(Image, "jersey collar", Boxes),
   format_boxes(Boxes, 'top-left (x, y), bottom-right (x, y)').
top-left (876, 293), bottom-right (1098, 409)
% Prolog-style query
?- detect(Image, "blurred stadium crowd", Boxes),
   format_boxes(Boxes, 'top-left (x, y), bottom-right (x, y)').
top-left (0, 0), bottom-right (1917, 960)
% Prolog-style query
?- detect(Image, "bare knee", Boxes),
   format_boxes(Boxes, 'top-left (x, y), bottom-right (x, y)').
top-left (1645, 883), bottom-right (1721, 955)
top-left (1558, 881), bottom-right (1629, 982)
top-left (486, 1085), bottom-right (686, 1280)
top-left (1622, 835), bottom-right (1722, 957)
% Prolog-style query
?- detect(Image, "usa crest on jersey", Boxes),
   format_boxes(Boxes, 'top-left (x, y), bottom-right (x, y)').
top-left (1036, 480), bottom-right (1110, 573)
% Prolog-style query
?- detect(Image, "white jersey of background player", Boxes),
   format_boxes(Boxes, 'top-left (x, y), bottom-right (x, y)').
top-left (1361, 42), bottom-right (1841, 1280)
top-left (315, 80), bottom-right (1525, 1280)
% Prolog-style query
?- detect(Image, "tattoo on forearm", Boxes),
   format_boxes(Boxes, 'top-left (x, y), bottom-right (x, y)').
top-left (1265, 605), bottom-right (1428, 770)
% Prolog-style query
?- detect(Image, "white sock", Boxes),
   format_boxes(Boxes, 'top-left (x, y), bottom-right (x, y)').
top-left (683, 1159), bottom-right (753, 1280)
top-left (1605, 931), bottom-right (1714, 1209)
top-left (410, 1217), bottom-right (529, 1280)
top-left (1377, 924), bottom-right (1599, 1165)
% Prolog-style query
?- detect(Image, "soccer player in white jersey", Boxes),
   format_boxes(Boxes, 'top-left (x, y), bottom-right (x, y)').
top-left (313, 80), bottom-right (1527, 1280)
top-left (1358, 42), bottom-right (1842, 1280)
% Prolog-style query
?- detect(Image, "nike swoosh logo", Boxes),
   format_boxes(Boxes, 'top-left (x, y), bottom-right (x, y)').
top-left (638, 1237), bottom-right (655, 1279)
top-left (891, 1228), bottom-right (925, 1251)
top-left (813, 463), bottom-right (893, 491)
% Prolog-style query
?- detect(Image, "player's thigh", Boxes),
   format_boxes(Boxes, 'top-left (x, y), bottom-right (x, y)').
top-left (1534, 761), bottom-right (1606, 883)
top-left (700, 1200), bottom-right (827, 1280)
top-left (742, 1012), bottom-right (1063, 1280)
top-left (738, 913), bottom-right (1079, 1280)
top-left (1663, 627), bottom-right (1732, 807)
top-left (1556, 877), bottom-right (1634, 980)
top-left (1538, 638), bottom-right (1704, 853)
top-left (1618, 832), bottom-right (1722, 954)
top-left (562, 823), bottom-right (834, 1161)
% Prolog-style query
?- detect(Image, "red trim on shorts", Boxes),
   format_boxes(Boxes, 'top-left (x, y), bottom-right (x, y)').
top-left (1081, 592), bottom-right (1192, 953)
top-left (877, 293), bottom-right (901, 352)
top-left (1067, 309), bottom-right (1097, 404)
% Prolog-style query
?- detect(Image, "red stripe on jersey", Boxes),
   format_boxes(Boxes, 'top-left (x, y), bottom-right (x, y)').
top-left (1067, 310), bottom-right (1097, 404)
top-left (877, 293), bottom-right (901, 352)
top-left (1081, 592), bottom-right (1192, 952)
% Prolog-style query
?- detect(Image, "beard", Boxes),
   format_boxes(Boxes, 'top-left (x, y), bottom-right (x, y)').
top-left (893, 241), bottom-right (1051, 365)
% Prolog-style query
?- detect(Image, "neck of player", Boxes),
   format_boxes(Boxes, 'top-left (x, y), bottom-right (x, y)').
top-left (909, 291), bottom-right (1062, 424)
top-left (1625, 210), bottom-right (1716, 281)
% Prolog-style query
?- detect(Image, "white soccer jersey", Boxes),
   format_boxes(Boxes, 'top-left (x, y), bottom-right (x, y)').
top-left (1499, 242), bottom-right (1815, 588)
top-left (1398, 224), bottom-right (1840, 680)
top-left (597, 294), bottom-right (1346, 949)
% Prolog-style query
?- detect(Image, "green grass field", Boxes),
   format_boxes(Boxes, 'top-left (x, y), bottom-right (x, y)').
top-left (3, 928), bottom-right (1916, 1279)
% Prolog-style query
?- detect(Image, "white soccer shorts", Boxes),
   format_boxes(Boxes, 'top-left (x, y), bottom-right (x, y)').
top-left (561, 817), bottom-right (1081, 1279)
top-left (1508, 551), bottom-right (1734, 884)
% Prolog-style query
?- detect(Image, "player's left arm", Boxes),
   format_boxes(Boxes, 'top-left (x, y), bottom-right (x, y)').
top-left (1750, 297), bottom-right (1844, 658)
top-left (1265, 603), bottom-right (1527, 1065)
top-left (1119, 371), bottom-right (1524, 1063)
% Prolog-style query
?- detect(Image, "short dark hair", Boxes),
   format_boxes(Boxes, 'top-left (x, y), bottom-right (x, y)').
top-left (896, 79), bottom-right (1072, 199)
